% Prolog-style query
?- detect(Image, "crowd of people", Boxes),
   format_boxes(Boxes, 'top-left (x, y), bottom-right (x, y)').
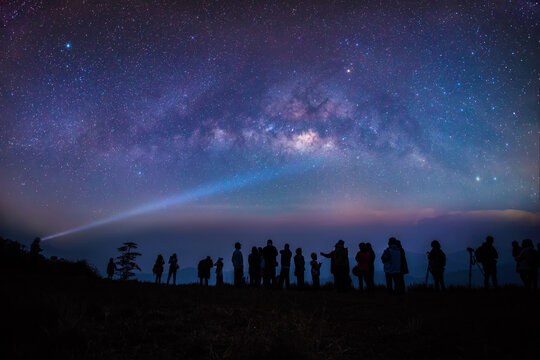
top-left (107, 236), bottom-right (540, 292)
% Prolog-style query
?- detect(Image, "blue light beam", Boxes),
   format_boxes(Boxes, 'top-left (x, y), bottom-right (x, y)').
top-left (42, 161), bottom-right (318, 240)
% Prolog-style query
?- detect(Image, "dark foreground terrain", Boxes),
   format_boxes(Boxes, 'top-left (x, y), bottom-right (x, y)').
top-left (1, 238), bottom-right (538, 359)
top-left (2, 273), bottom-right (539, 360)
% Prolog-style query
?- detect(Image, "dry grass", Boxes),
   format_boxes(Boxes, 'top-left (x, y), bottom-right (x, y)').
top-left (1, 274), bottom-right (539, 360)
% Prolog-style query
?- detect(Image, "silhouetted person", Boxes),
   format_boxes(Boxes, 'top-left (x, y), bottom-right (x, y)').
top-left (198, 256), bottom-right (213, 286)
top-left (382, 237), bottom-right (402, 294)
top-left (152, 254), bottom-right (165, 284)
top-left (248, 247), bottom-right (261, 286)
top-left (258, 247), bottom-right (265, 286)
top-left (475, 236), bottom-right (498, 289)
top-left (396, 240), bottom-right (408, 293)
top-left (262, 239), bottom-right (278, 287)
top-left (516, 239), bottom-right (537, 290)
top-left (321, 244), bottom-right (336, 286)
top-left (232, 242), bottom-right (244, 287)
top-left (30, 237), bottom-right (42, 256)
top-left (167, 253), bottom-right (179, 285)
top-left (294, 248), bottom-right (305, 289)
top-left (322, 240), bottom-right (349, 291)
top-left (279, 244), bottom-right (292, 289)
top-left (215, 257), bottom-right (224, 285)
top-left (428, 240), bottom-right (446, 291)
top-left (538, 243), bottom-right (540, 289)
top-left (310, 253), bottom-right (321, 289)
top-left (366, 242), bottom-right (375, 290)
top-left (106, 257), bottom-right (116, 280)
top-left (355, 243), bottom-right (370, 292)
top-left (512, 240), bottom-right (522, 273)
top-left (537, 243), bottom-right (540, 289)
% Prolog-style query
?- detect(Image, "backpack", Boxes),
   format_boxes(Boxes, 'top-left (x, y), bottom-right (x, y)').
top-left (475, 246), bottom-right (486, 263)
top-left (381, 249), bottom-right (390, 263)
top-left (334, 247), bottom-right (348, 266)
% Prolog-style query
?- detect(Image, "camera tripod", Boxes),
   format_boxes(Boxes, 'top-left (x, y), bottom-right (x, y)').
top-left (467, 248), bottom-right (484, 288)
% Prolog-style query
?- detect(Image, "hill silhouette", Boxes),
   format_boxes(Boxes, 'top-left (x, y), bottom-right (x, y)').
top-left (0, 237), bottom-right (99, 279)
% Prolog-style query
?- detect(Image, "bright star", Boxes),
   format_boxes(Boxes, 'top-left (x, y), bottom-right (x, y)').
top-left (66, 43), bottom-right (71, 48)
top-left (475, 176), bottom-right (481, 182)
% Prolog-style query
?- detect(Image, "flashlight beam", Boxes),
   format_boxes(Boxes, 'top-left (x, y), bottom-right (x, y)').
top-left (42, 161), bottom-right (318, 240)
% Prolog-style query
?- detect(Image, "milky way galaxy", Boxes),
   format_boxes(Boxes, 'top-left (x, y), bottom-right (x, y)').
top-left (0, 1), bottom-right (538, 247)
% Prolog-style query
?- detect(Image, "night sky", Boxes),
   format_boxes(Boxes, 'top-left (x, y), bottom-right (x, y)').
top-left (1, 1), bottom-right (538, 272)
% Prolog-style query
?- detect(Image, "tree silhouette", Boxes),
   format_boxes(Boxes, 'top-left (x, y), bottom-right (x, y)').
top-left (115, 242), bottom-right (141, 280)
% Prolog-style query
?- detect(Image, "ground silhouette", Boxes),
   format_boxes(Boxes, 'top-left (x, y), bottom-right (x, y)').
top-left (1, 237), bottom-right (539, 359)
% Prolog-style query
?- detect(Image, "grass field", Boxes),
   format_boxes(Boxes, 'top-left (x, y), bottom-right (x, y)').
top-left (2, 272), bottom-right (539, 360)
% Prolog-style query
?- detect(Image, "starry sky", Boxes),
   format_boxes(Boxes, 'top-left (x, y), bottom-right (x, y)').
top-left (0, 1), bottom-right (538, 268)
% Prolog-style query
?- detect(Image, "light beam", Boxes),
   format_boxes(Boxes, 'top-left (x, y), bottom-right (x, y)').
top-left (42, 161), bottom-right (318, 240)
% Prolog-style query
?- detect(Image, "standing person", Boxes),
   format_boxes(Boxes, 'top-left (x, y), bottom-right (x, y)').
top-left (294, 248), bottom-right (305, 289)
top-left (215, 257), bottom-right (224, 286)
top-left (279, 244), bottom-right (292, 289)
top-left (198, 256), bottom-right (213, 286)
top-left (355, 243), bottom-right (370, 292)
top-left (475, 236), bottom-right (498, 289)
top-left (396, 240), bottom-right (408, 294)
top-left (366, 243), bottom-right (376, 290)
top-left (381, 237), bottom-right (402, 294)
top-left (262, 239), bottom-right (278, 287)
top-left (334, 240), bottom-right (350, 291)
top-left (537, 243), bottom-right (540, 289)
top-left (310, 253), bottom-right (322, 289)
top-left (516, 239), bottom-right (537, 290)
top-left (512, 241), bottom-right (522, 274)
top-left (427, 240), bottom-right (446, 292)
top-left (248, 247), bottom-right (261, 286)
top-left (322, 240), bottom-right (349, 291)
top-left (106, 258), bottom-right (116, 280)
top-left (152, 254), bottom-right (165, 284)
top-left (167, 253), bottom-right (179, 285)
top-left (258, 247), bottom-right (265, 286)
top-left (30, 237), bottom-right (43, 256)
top-left (232, 242), bottom-right (244, 287)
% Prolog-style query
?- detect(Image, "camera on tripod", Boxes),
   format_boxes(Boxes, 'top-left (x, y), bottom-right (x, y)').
top-left (466, 246), bottom-right (484, 287)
